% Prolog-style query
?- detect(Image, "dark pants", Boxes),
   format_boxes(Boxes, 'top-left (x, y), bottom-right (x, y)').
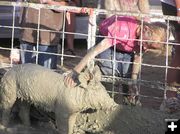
top-left (98, 47), bottom-right (134, 98)
top-left (96, 35), bottom-right (134, 93)
top-left (98, 48), bottom-right (134, 78)
top-left (20, 41), bottom-right (58, 69)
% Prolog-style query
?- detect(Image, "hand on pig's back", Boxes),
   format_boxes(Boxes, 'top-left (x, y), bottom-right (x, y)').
top-left (64, 70), bottom-right (79, 88)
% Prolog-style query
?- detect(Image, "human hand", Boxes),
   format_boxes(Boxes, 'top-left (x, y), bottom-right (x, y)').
top-left (39, 0), bottom-right (52, 4)
top-left (64, 70), bottom-right (80, 88)
top-left (127, 82), bottom-right (142, 106)
top-left (128, 80), bottom-right (139, 96)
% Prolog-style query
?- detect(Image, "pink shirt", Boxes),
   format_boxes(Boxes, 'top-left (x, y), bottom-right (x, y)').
top-left (99, 16), bottom-right (138, 52)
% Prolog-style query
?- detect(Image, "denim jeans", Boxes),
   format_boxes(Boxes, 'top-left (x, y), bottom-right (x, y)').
top-left (98, 48), bottom-right (134, 99)
top-left (98, 48), bottom-right (134, 78)
top-left (20, 42), bottom-right (58, 69)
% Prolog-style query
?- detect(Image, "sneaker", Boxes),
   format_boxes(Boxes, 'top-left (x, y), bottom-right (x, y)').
top-left (64, 49), bottom-right (76, 55)
top-left (160, 97), bottom-right (180, 113)
top-left (123, 95), bottom-right (142, 106)
top-left (122, 84), bottom-right (142, 106)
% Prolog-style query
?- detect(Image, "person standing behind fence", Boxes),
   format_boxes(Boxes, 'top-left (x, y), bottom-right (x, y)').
top-left (64, 16), bottom-right (167, 100)
top-left (161, 0), bottom-right (180, 87)
top-left (19, 0), bottom-right (76, 69)
top-left (97, 0), bottom-right (150, 106)
top-left (20, 0), bottom-right (66, 69)
top-left (64, 0), bottom-right (80, 55)
top-left (160, 0), bottom-right (180, 113)
top-left (103, 0), bottom-right (150, 18)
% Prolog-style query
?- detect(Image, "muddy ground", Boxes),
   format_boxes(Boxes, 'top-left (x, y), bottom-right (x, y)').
top-left (0, 39), bottom-right (179, 134)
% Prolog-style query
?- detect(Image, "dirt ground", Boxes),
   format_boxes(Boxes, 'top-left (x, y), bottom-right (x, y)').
top-left (0, 39), bottom-right (178, 134)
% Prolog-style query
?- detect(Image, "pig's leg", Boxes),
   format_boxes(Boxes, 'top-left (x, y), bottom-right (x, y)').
top-left (1, 83), bottom-right (17, 126)
top-left (68, 113), bottom-right (78, 134)
top-left (18, 101), bottom-right (31, 126)
top-left (1, 103), bottom-right (15, 126)
top-left (56, 110), bottom-right (70, 134)
top-left (56, 107), bottom-right (77, 134)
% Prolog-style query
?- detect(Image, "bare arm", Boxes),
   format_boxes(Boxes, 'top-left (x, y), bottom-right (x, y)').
top-left (40, 0), bottom-right (68, 7)
top-left (138, 0), bottom-right (150, 14)
top-left (131, 54), bottom-right (142, 80)
top-left (129, 54), bottom-right (142, 95)
top-left (175, 0), bottom-right (180, 8)
top-left (74, 39), bottom-right (111, 73)
top-left (64, 39), bottom-right (111, 87)
top-left (40, 0), bottom-right (79, 25)
top-left (175, 0), bottom-right (180, 23)
top-left (40, 0), bottom-right (79, 7)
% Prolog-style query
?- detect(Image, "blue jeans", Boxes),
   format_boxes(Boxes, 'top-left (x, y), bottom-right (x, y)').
top-left (98, 48), bottom-right (134, 97)
top-left (20, 42), bottom-right (58, 69)
top-left (98, 48), bottom-right (134, 78)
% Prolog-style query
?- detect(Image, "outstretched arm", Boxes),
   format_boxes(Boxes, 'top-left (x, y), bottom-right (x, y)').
top-left (39, 0), bottom-right (68, 7)
top-left (131, 54), bottom-right (142, 80)
top-left (64, 39), bottom-right (112, 87)
top-left (74, 39), bottom-right (111, 73)
top-left (40, 0), bottom-right (79, 8)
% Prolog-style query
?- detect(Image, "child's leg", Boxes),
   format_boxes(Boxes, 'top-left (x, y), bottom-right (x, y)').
top-left (157, 32), bottom-right (180, 113)
top-left (116, 51), bottom-right (136, 105)
top-left (167, 45), bottom-right (180, 86)
top-left (160, 87), bottom-right (180, 113)
top-left (66, 12), bottom-right (75, 51)
top-left (166, 41), bottom-right (180, 99)
top-left (65, 2), bottom-right (76, 54)
top-left (160, 44), bottom-right (180, 113)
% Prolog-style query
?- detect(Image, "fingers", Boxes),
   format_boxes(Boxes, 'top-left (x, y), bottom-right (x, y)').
top-left (63, 69), bottom-right (79, 88)
top-left (64, 76), bottom-right (77, 88)
top-left (84, 73), bottom-right (90, 81)
top-left (39, 0), bottom-right (46, 4)
top-left (39, 0), bottom-right (51, 4)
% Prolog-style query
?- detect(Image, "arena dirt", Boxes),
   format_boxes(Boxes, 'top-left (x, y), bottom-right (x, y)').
top-left (0, 44), bottom-right (179, 134)
top-left (0, 105), bottom-right (180, 134)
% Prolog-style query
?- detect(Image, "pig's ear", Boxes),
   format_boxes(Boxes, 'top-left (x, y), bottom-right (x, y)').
top-left (81, 65), bottom-right (102, 83)
top-left (92, 65), bottom-right (102, 82)
top-left (78, 67), bottom-right (93, 88)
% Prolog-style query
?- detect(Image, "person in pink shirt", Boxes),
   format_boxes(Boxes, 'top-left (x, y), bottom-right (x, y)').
top-left (64, 16), bottom-right (167, 102)
top-left (97, 16), bottom-right (143, 105)
top-left (96, 0), bottom-right (150, 105)
top-left (99, 16), bottom-right (139, 53)
top-left (96, 16), bottom-right (166, 106)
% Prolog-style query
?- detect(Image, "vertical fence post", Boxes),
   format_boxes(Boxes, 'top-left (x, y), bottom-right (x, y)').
top-left (87, 9), bottom-right (97, 72)
top-left (10, 4), bottom-right (16, 66)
